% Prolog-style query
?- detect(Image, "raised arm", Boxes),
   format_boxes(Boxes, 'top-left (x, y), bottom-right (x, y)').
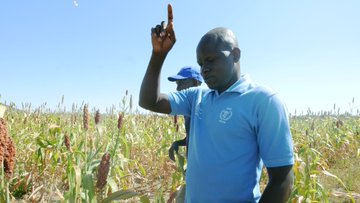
top-left (139, 4), bottom-right (176, 114)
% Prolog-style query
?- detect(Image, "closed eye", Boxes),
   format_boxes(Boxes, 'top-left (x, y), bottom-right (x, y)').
top-left (205, 57), bottom-right (214, 63)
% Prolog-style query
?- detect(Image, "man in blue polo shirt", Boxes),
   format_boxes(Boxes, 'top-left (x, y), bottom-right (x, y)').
top-left (167, 66), bottom-right (203, 161)
top-left (139, 4), bottom-right (294, 203)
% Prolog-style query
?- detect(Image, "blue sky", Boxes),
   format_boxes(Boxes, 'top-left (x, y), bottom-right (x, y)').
top-left (1, 0), bottom-right (359, 115)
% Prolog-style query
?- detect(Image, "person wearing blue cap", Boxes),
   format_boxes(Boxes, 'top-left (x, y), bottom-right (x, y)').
top-left (167, 66), bottom-right (203, 161)
top-left (139, 4), bottom-right (294, 203)
top-left (168, 66), bottom-right (203, 91)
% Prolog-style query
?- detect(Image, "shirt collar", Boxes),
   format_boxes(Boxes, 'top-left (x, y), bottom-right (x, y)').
top-left (226, 74), bottom-right (251, 94)
top-left (208, 74), bottom-right (251, 95)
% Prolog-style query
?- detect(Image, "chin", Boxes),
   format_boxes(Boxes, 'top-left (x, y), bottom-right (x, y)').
top-left (206, 83), bottom-right (215, 90)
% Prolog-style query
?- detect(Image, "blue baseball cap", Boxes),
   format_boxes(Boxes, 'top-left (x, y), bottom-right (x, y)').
top-left (168, 66), bottom-right (204, 83)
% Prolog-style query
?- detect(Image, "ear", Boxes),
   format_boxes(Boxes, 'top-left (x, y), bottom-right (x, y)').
top-left (232, 47), bottom-right (241, 62)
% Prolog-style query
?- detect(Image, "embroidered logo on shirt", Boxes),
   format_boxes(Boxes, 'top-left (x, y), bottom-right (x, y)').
top-left (219, 107), bottom-right (232, 123)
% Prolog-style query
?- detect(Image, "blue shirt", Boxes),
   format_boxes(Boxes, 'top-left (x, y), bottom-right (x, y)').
top-left (168, 74), bottom-right (294, 203)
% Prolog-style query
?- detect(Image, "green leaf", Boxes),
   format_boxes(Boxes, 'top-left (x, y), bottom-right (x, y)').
top-left (46, 139), bottom-right (57, 146)
top-left (140, 195), bottom-right (151, 203)
top-left (82, 174), bottom-right (95, 202)
top-left (36, 137), bottom-right (49, 148)
top-left (69, 165), bottom-right (81, 202)
top-left (322, 170), bottom-right (348, 190)
top-left (101, 190), bottom-right (139, 203)
top-left (136, 161), bottom-right (147, 176)
top-left (87, 160), bottom-right (101, 173)
top-left (107, 177), bottom-right (118, 192)
top-left (49, 125), bottom-right (62, 136)
top-left (176, 153), bottom-right (186, 176)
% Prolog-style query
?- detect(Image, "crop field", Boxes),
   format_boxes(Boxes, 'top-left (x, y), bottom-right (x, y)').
top-left (0, 96), bottom-right (359, 203)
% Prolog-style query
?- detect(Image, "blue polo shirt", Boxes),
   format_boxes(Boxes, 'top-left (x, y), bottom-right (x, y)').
top-left (168, 74), bottom-right (294, 203)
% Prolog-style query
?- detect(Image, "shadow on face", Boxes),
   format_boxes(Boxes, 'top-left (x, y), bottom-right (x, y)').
top-left (176, 79), bottom-right (201, 91)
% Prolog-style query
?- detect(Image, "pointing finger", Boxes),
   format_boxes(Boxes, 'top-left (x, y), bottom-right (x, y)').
top-left (167, 4), bottom-right (173, 25)
top-left (166, 4), bottom-right (176, 41)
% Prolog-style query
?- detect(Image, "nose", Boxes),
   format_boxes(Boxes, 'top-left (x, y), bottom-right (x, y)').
top-left (201, 64), bottom-right (210, 76)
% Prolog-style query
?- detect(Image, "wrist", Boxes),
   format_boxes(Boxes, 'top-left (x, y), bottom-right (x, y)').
top-left (152, 50), bottom-right (168, 58)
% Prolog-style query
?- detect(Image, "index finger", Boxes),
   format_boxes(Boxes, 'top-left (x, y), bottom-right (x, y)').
top-left (167, 4), bottom-right (173, 25)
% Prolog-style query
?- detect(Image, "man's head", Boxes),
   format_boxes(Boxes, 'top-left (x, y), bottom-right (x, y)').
top-left (196, 27), bottom-right (241, 93)
top-left (168, 66), bottom-right (203, 91)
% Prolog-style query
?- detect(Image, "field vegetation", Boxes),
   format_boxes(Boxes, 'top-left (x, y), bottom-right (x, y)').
top-left (0, 95), bottom-right (359, 202)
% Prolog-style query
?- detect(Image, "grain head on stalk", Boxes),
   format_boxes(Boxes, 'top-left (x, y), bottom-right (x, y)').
top-left (0, 118), bottom-right (16, 179)
top-left (117, 113), bottom-right (123, 130)
top-left (95, 110), bottom-right (101, 125)
top-left (0, 118), bottom-right (7, 171)
top-left (96, 152), bottom-right (110, 190)
top-left (83, 104), bottom-right (89, 131)
top-left (4, 137), bottom-right (16, 178)
top-left (64, 133), bottom-right (71, 151)
top-left (173, 115), bottom-right (179, 132)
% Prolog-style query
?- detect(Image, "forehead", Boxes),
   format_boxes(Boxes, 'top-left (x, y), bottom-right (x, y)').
top-left (197, 38), bottom-right (221, 57)
top-left (196, 34), bottom-right (231, 58)
top-left (197, 34), bottom-right (217, 49)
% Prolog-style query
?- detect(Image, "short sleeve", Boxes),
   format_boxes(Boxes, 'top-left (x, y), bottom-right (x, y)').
top-left (256, 93), bottom-right (294, 168)
top-left (168, 87), bottom-right (197, 117)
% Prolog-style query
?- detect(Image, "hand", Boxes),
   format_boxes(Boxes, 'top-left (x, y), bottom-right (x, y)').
top-left (168, 141), bottom-right (180, 161)
top-left (168, 138), bottom-right (187, 161)
top-left (151, 4), bottom-right (176, 55)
